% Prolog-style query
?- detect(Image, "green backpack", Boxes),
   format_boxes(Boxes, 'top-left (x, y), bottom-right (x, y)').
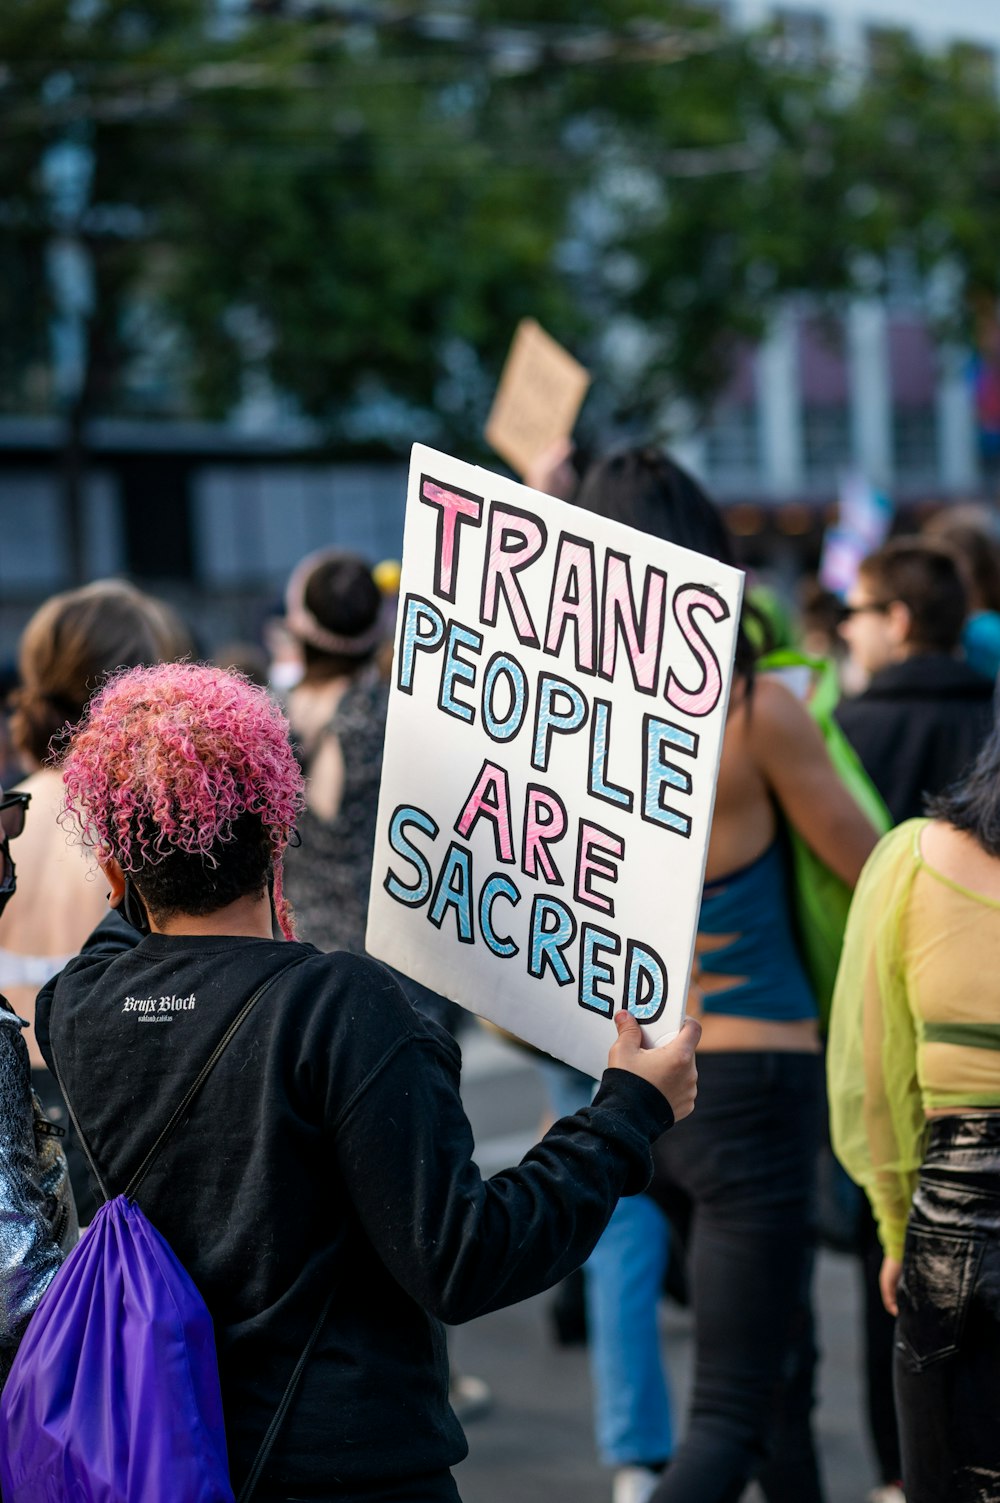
top-left (758, 649), bottom-right (891, 1031)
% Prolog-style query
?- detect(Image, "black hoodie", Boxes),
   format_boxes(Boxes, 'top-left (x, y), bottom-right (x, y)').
top-left (36, 914), bottom-right (672, 1499)
top-left (836, 654), bottom-right (996, 823)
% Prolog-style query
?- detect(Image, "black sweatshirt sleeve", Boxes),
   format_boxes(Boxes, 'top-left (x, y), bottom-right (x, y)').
top-left (330, 1025), bottom-right (673, 1326)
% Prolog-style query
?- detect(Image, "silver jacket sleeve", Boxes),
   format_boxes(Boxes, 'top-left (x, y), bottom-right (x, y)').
top-left (0, 1005), bottom-right (78, 1385)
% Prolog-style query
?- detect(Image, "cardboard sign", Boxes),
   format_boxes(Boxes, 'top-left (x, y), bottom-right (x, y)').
top-left (484, 319), bottom-right (591, 478)
top-left (366, 445), bottom-right (744, 1078)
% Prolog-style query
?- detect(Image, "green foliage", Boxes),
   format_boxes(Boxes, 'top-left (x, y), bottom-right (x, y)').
top-left (1, 0), bottom-right (999, 445)
top-left (830, 35), bottom-right (1000, 328)
top-left (163, 15), bottom-right (579, 436)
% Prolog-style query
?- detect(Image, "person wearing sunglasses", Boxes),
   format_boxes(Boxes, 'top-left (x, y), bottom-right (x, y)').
top-left (0, 784), bottom-right (78, 1387)
top-left (836, 540), bottom-right (995, 828)
top-left (0, 791), bottom-right (30, 900)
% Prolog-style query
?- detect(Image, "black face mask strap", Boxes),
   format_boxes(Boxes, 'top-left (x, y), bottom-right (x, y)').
top-left (121, 877), bottom-right (152, 936)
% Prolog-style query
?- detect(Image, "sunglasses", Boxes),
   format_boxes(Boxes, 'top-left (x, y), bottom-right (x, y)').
top-left (0, 791), bottom-right (30, 898)
top-left (838, 599), bottom-right (895, 621)
top-left (0, 791), bottom-right (30, 843)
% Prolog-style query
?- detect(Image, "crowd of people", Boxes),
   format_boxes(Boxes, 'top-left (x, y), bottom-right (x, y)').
top-left (0, 448), bottom-right (998, 1503)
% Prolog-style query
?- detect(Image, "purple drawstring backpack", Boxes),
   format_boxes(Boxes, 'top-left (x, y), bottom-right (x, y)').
top-left (0, 957), bottom-right (330, 1503)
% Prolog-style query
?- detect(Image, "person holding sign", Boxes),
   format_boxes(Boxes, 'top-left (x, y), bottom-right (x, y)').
top-left (573, 450), bottom-right (879, 1503)
top-left (34, 662), bottom-right (699, 1503)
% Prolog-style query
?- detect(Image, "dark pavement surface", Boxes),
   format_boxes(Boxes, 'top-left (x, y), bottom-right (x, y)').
top-left (450, 1025), bottom-right (876, 1503)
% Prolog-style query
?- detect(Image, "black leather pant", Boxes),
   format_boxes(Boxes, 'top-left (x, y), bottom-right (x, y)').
top-left (895, 1114), bottom-right (1000, 1503)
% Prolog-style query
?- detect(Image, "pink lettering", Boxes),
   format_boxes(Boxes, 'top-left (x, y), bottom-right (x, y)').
top-left (481, 503), bottom-right (546, 648)
top-left (574, 821), bottom-right (625, 917)
top-left (665, 586), bottom-right (729, 717)
top-left (455, 760), bottom-right (514, 863)
top-left (420, 479), bottom-right (483, 602)
top-left (599, 553), bottom-right (666, 692)
top-left (522, 788), bottom-right (567, 885)
top-left (544, 535), bottom-right (596, 671)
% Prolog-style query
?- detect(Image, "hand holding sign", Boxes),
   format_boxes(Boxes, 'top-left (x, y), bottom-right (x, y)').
top-left (367, 445), bottom-right (743, 1079)
top-left (609, 1011), bottom-right (701, 1120)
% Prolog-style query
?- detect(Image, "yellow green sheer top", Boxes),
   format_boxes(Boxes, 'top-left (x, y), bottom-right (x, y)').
top-left (828, 818), bottom-right (1000, 1258)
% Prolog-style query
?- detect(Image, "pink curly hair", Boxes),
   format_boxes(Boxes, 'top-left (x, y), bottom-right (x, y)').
top-left (60, 662), bottom-right (305, 939)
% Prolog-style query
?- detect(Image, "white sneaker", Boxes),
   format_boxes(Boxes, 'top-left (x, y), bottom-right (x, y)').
top-left (868, 1487), bottom-right (906, 1503)
top-left (613, 1466), bottom-right (661, 1503)
top-left (448, 1372), bottom-right (492, 1423)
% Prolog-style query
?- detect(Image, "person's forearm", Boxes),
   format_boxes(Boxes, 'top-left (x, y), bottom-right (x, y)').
top-left (338, 1044), bottom-right (673, 1325)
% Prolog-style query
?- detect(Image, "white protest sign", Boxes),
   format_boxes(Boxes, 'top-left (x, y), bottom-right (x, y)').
top-left (366, 444), bottom-right (744, 1079)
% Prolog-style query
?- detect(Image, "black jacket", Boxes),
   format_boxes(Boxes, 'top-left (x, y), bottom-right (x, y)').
top-left (36, 914), bottom-right (672, 1497)
top-left (836, 654), bottom-right (996, 824)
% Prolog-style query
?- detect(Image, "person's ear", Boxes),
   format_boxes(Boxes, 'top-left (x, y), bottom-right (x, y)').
top-left (98, 856), bottom-right (126, 909)
top-left (886, 599), bottom-right (912, 650)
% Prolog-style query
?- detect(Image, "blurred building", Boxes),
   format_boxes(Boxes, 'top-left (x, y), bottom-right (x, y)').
top-left (681, 297), bottom-right (980, 509)
top-left (675, 0), bottom-right (1000, 520)
top-left (0, 418), bottom-right (407, 656)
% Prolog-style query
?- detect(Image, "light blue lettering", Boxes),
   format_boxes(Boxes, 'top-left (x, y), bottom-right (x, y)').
top-left (398, 596), bottom-right (445, 693)
top-left (528, 895), bottom-right (576, 986)
top-left (479, 874), bottom-right (521, 958)
top-left (385, 806), bottom-right (438, 906)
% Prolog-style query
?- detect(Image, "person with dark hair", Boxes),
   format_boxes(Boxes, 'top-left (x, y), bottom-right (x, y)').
top-left (571, 448), bottom-right (879, 1503)
top-left (35, 661), bottom-right (700, 1502)
top-left (279, 549), bottom-right (390, 956)
top-left (837, 539), bottom-right (995, 825)
top-left (829, 723), bottom-right (1000, 1503)
top-left (0, 580), bottom-right (185, 1221)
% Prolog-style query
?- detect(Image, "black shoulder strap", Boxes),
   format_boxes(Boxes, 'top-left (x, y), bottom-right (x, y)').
top-left (51, 954), bottom-right (308, 1204)
top-left (236, 1285), bottom-right (335, 1503)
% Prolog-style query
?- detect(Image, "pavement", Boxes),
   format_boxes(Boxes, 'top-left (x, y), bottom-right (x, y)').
top-left (449, 1024), bottom-right (877, 1503)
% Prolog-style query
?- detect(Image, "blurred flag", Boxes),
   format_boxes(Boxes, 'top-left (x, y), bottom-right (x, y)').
top-left (818, 470), bottom-right (893, 599)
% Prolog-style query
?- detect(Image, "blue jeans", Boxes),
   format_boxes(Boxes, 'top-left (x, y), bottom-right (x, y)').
top-left (535, 1060), bottom-right (674, 1467)
top-left (647, 1052), bottom-right (825, 1503)
top-left (586, 1192), bottom-right (674, 1466)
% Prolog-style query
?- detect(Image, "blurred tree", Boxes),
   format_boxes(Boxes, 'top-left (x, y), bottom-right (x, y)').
top-left (2, 0), bottom-right (1000, 568)
top-left (476, 1), bottom-right (852, 422)
top-left (0, 0), bottom-right (583, 570)
top-left (0, 0), bottom-right (227, 568)
top-left (830, 34), bottom-right (1000, 332)
top-left (468, 2), bottom-right (1000, 428)
top-left (162, 10), bottom-right (580, 443)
